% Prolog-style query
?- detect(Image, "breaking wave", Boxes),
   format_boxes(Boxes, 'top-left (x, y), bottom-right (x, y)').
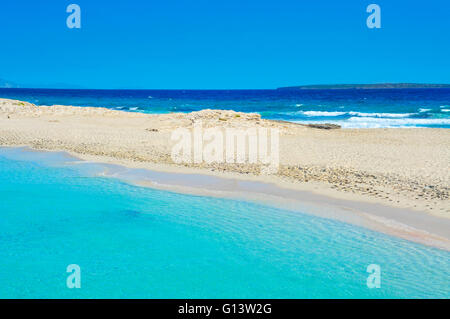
top-left (293, 117), bottom-right (450, 128)
top-left (298, 110), bottom-right (416, 118)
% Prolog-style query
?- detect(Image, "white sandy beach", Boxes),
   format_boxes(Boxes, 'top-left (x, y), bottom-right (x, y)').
top-left (1, 98), bottom-right (449, 248)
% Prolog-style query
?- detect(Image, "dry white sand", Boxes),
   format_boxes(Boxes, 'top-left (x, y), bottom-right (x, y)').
top-left (1, 98), bottom-right (449, 247)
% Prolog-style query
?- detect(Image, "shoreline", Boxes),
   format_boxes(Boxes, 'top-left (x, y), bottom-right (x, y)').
top-left (2, 145), bottom-right (450, 251)
top-left (0, 98), bottom-right (449, 248)
top-left (60, 152), bottom-right (450, 251)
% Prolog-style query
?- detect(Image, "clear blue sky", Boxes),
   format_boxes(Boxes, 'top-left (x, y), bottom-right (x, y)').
top-left (1, 0), bottom-right (449, 89)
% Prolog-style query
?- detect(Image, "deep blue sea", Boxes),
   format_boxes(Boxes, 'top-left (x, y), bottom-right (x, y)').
top-left (0, 147), bottom-right (449, 298)
top-left (1, 88), bottom-right (450, 128)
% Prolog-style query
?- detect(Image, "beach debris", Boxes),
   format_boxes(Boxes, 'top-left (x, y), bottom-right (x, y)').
top-left (304, 123), bottom-right (341, 129)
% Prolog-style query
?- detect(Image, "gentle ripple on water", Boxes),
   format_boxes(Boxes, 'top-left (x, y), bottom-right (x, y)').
top-left (0, 147), bottom-right (449, 298)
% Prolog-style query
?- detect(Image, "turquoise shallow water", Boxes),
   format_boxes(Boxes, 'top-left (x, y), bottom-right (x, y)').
top-left (0, 147), bottom-right (449, 298)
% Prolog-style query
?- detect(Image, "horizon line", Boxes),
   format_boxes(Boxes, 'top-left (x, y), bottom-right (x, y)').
top-left (2, 82), bottom-right (450, 91)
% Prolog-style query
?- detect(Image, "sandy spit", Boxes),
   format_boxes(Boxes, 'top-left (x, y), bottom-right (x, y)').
top-left (1, 98), bottom-right (449, 221)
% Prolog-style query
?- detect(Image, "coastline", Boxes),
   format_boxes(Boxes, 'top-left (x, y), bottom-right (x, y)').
top-left (3, 145), bottom-right (450, 299)
top-left (69, 154), bottom-right (450, 251)
top-left (2, 145), bottom-right (450, 251)
top-left (1, 98), bottom-right (449, 249)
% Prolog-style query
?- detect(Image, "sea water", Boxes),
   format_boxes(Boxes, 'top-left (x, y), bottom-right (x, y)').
top-left (1, 88), bottom-right (450, 128)
top-left (0, 147), bottom-right (449, 298)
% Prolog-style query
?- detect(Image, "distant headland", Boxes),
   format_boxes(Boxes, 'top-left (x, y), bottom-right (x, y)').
top-left (277, 83), bottom-right (450, 90)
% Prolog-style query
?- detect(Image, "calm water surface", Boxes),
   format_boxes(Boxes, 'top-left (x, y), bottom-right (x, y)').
top-left (0, 147), bottom-right (449, 298)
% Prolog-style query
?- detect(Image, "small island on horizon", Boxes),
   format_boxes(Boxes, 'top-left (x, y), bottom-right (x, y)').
top-left (277, 83), bottom-right (450, 90)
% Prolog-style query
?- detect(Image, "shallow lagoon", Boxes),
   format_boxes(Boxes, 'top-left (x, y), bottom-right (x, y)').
top-left (0, 147), bottom-right (448, 298)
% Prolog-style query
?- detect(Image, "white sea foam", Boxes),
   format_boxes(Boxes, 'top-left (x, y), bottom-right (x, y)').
top-left (129, 107), bottom-right (139, 110)
top-left (299, 110), bottom-right (415, 118)
top-left (418, 108), bottom-right (431, 113)
top-left (344, 117), bottom-right (450, 128)
top-left (348, 112), bottom-right (414, 118)
top-left (301, 111), bottom-right (346, 116)
top-left (293, 117), bottom-right (450, 128)
top-left (442, 109), bottom-right (450, 112)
